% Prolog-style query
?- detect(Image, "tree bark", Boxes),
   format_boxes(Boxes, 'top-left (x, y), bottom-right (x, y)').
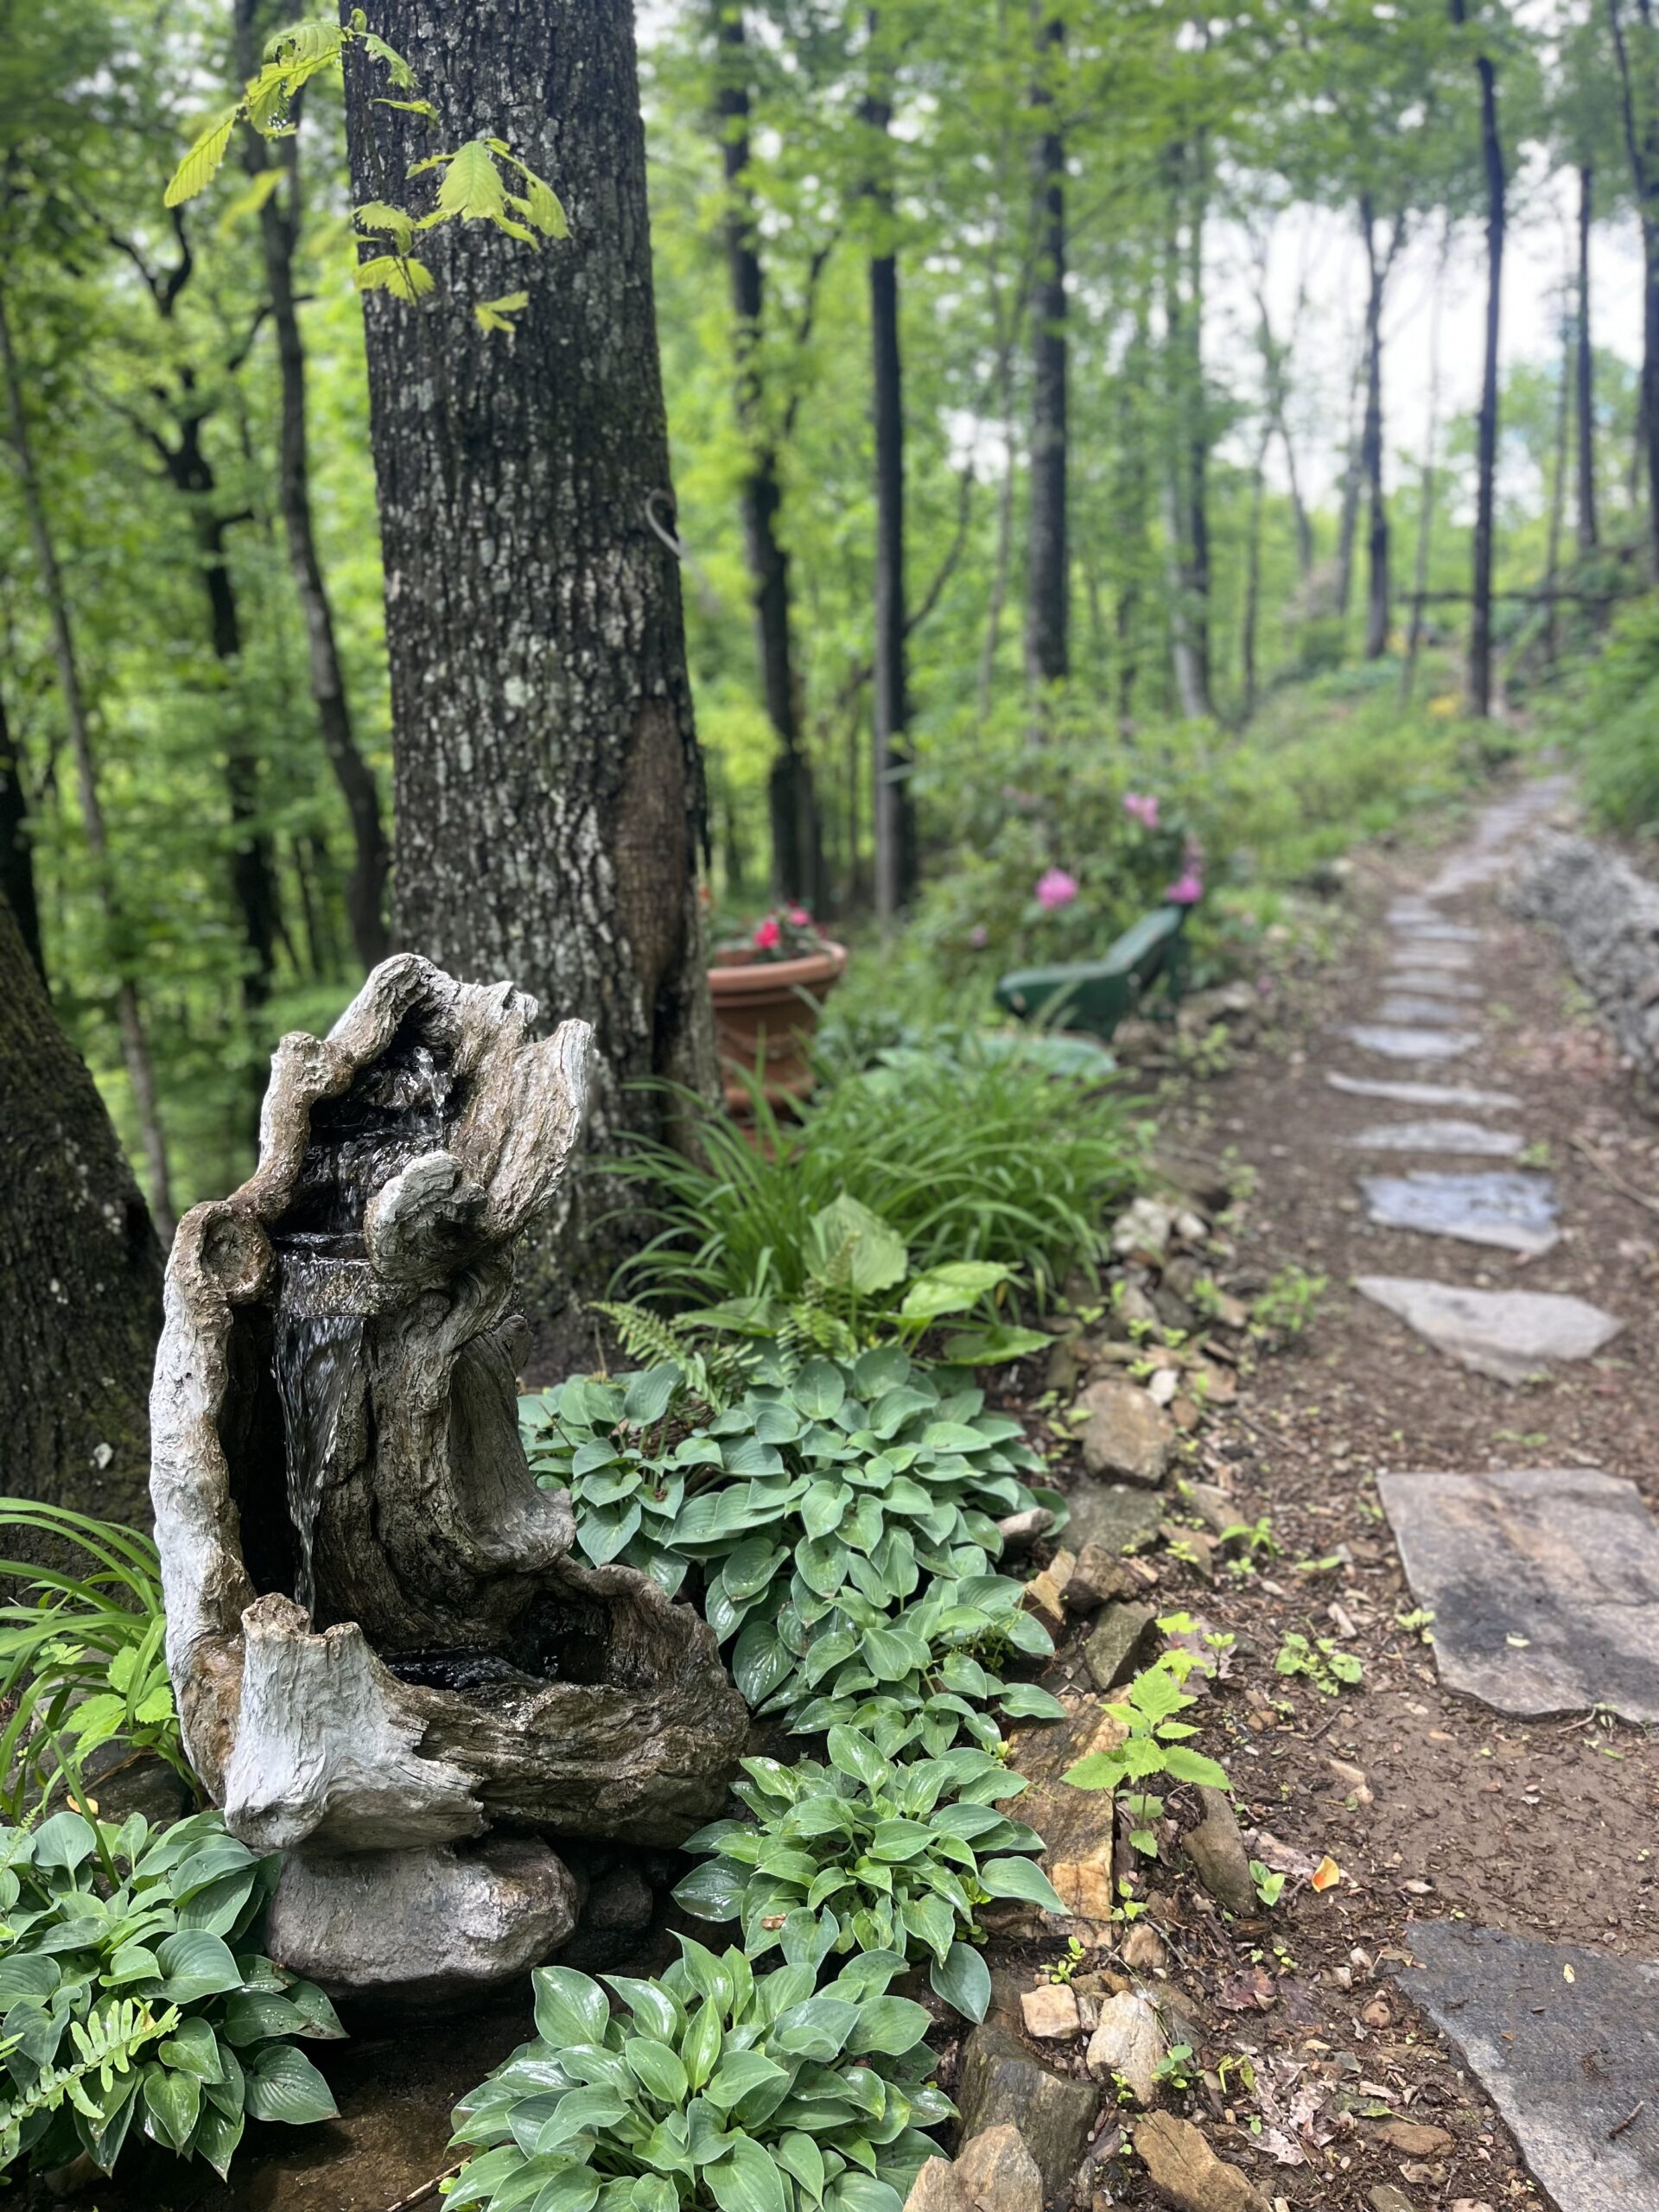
top-left (864, 16), bottom-right (916, 920)
top-left (236, 0), bottom-right (391, 971)
top-left (1458, 0), bottom-right (1505, 717)
top-left (1241, 416), bottom-right (1270, 720)
top-left (1024, 5), bottom-right (1068, 702)
top-left (1333, 333), bottom-right (1365, 620)
top-left (1545, 273), bottom-right (1573, 667)
top-left (0, 681), bottom-right (42, 982)
top-left (711, 1), bottom-right (821, 903)
top-left (1183, 130), bottom-right (1212, 702)
top-left (1576, 164), bottom-right (1599, 554)
top-left (0, 281), bottom-right (175, 1241)
top-left (340, 0), bottom-right (719, 1331)
top-left (1358, 195), bottom-right (1396, 661)
top-left (1610, 0), bottom-right (1659, 574)
top-left (0, 885), bottom-right (163, 1529)
top-left (1402, 223), bottom-right (1451, 705)
top-left (1161, 147), bottom-right (1209, 719)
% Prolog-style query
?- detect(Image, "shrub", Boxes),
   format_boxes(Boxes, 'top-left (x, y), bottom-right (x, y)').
top-left (447, 1939), bottom-right (950, 2212)
top-left (0, 1808), bottom-right (342, 2177)
top-left (1552, 591), bottom-right (1659, 833)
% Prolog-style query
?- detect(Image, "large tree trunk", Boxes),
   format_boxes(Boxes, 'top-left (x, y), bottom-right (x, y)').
top-left (1611, 0), bottom-right (1659, 575)
top-left (340, 0), bottom-right (718, 1333)
top-left (1161, 147), bottom-right (1209, 720)
top-left (1402, 224), bottom-right (1451, 705)
top-left (1333, 334), bottom-right (1365, 620)
top-left (1576, 164), bottom-right (1599, 554)
top-left (865, 16), bottom-right (916, 921)
top-left (0, 683), bottom-right (42, 982)
top-left (0, 891), bottom-right (163, 1528)
top-left (1358, 194), bottom-right (1394, 661)
top-left (1459, 0), bottom-right (1505, 717)
top-left (1545, 276), bottom-right (1573, 667)
top-left (0, 282), bottom-right (176, 1241)
top-left (236, 0), bottom-right (391, 971)
top-left (1183, 130), bottom-right (1212, 703)
top-left (711, 2), bottom-right (822, 904)
top-left (1024, 6), bottom-right (1068, 702)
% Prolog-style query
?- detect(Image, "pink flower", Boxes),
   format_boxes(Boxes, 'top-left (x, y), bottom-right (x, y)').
top-left (753, 917), bottom-right (781, 950)
top-left (1123, 791), bottom-right (1160, 830)
top-left (969, 924), bottom-right (989, 949)
top-left (1035, 868), bottom-right (1079, 911)
top-left (1164, 870), bottom-right (1204, 906)
top-left (787, 906), bottom-right (810, 926)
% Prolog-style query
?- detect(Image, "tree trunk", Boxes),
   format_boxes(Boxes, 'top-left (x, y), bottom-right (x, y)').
top-left (1611, 0), bottom-right (1659, 574)
top-left (0, 282), bottom-right (175, 1240)
top-left (1024, 6), bottom-right (1068, 702)
top-left (1358, 194), bottom-right (1393, 661)
top-left (1402, 223), bottom-right (1451, 705)
top-left (340, 0), bottom-right (719, 1333)
top-left (976, 335), bottom-right (1019, 718)
top-left (1545, 276), bottom-right (1572, 667)
top-left (1241, 417), bottom-right (1270, 720)
top-left (236, 0), bottom-right (391, 970)
top-left (1458, 0), bottom-right (1505, 717)
top-left (1333, 334), bottom-right (1365, 620)
top-left (1576, 164), bottom-right (1599, 554)
top-left (1183, 130), bottom-right (1212, 704)
top-left (0, 682), bottom-right (43, 982)
top-left (1161, 149), bottom-right (1208, 720)
top-left (864, 16), bottom-right (916, 921)
top-left (0, 874), bottom-right (163, 1529)
top-left (711, 1), bottom-right (821, 903)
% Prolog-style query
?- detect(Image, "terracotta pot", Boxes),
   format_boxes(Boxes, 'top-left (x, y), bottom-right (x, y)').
top-left (708, 940), bottom-right (848, 1113)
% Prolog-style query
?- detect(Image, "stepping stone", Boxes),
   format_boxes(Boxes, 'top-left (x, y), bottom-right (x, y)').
top-left (1326, 1071), bottom-right (1521, 1109)
top-left (1398, 1920), bottom-right (1659, 2210)
top-left (1376, 1465), bottom-right (1659, 1719)
top-left (1386, 938), bottom-right (1475, 970)
top-left (1383, 969), bottom-right (1481, 998)
top-left (1373, 994), bottom-right (1474, 1027)
top-left (1338, 1025), bottom-right (1479, 1062)
top-left (1392, 920), bottom-right (1485, 944)
top-left (1335, 1118), bottom-right (1522, 1157)
top-left (1387, 897), bottom-right (1442, 926)
top-left (1358, 1169), bottom-right (1560, 1254)
top-left (1354, 1274), bottom-right (1624, 1380)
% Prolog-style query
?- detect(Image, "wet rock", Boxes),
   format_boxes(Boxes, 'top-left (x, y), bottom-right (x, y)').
top-left (1084, 1602), bottom-right (1156, 1691)
top-left (1132, 2112), bottom-right (1270, 2212)
top-left (1062, 1484), bottom-right (1166, 1556)
top-left (1084, 1990), bottom-right (1165, 2103)
top-left (953, 2025), bottom-right (1099, 2199)
top-left (1182, 1787), bottom-right (1257, 1916)
top-left (1354, 1276), bottom-right (1622, 1383)
top-left (1357, 1169), bottom-right (1560, 1255)
top-left (1000, 1505), bottom-right (1057, 1551)
top-left (1020, 1983), bottom-right (1081, 2039)
top-left (1075, 1379), bottom-right (1174, 1486)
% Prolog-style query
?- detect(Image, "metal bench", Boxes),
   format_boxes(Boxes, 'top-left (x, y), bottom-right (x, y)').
top-left (993, 902), bottom-right (1192, 1042)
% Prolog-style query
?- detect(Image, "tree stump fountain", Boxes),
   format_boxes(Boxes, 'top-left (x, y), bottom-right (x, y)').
top-left (149, 956), bottom-right (747, 2005)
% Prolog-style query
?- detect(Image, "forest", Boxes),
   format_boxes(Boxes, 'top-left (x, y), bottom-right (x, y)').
top-left (3, 0), bottom-right (1659, 2204)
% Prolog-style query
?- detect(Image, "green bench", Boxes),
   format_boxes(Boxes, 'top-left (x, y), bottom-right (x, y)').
top-left (994, 903), bottom-right (1192, 1042)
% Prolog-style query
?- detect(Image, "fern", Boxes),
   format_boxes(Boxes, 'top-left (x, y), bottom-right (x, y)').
top-left (0, 1999), bottom-right (180, 2164)
top-left (588, 1302), bottom-right (751, 1412)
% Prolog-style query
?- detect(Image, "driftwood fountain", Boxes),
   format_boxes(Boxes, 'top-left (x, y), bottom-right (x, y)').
top-left (149, 956), bottom-right (747, 2005)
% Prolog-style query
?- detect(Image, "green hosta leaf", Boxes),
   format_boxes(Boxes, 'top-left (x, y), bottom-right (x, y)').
top-left (852, 1345), bottom-right (910, 1397)
top-left (931, 1942), bottom-right (991, 2022)
top-left (771, 1996), bottom-right (858, 2063)
top-left (627, 2178), bottom-right (676, 2212)
top-left (538, 2087), bottom-right (630, 2152)
top-left (624, 1363), bottom-right (683, 1425)
top-left (777, 2129), bottom-right (826, 2202)
top-left (826, 1726), bottom-right (886, 1792)
top-left (220, 1989), bottom-right (311, 2046)
top-left (802, 1481), bottom-right (849, 1540)
top-left (704, 2051), bottom-right (788, 2111)
top-left (994, 1682), bottom-right (1067, 1721)
top-left (191, 2099), bottom-right (245, 2182)
top-left (156, 1930), bottom-right (244, 2003)
top-left (899, 1262), bottom-right (1010, 1321)
top-left (845, 1996), bottom-right (930, 2057)
top-left (243, 2043), bottom-right (340, 2126)
top-left (707, 2133), bottom-right (790, 2212)
top-left (797, 1536), bottom-right (850, 1598)
top-left (806, 1197), bottom-right (908, 1296)
top-left (143, 2061), bottom-right (201, 2152)
top-left (939, 1326), bottom-right (1051, 1367)
top-left (732, 1618), bottom-right (791, 1707)
top-left (158, 2016), bottom-right (224, 2082)
top-left (604, 1977), bottom-right (683, 2045)
top-left (682, 1999), bottom-right (724, 2091)
top-left (31, 1810), bottom-right (97, 1870)
top-left (977, 1857), bottom-right (1068, 1913)
top-left (534, 1967), bottom-right (611, 2047)
top-left (792, 1361), bottom-right (848, 1421)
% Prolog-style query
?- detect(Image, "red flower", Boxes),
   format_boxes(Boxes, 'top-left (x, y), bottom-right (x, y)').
top-left (753, 917), bottom-right (781, 950)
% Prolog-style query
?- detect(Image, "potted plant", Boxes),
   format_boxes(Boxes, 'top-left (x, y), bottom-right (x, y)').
top-left (708, 906), bottom-right (847, 1112)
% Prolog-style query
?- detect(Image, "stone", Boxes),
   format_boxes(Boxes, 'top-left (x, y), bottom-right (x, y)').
top-left (1121, 1923), bottom-right (1166, 1974)
top-left (1111, 1197), bottom-right (1175, 1260)
top-left (580, 1862), bottom-right (654, 1934)
top-left (1022, 1551), bottom-right (1076, 1634)
top-left (1370, 2190), bottom-right (1417, 2212)
top-left (1020, 1983), bottom-right (1082, 2039)
top-left (1338, 1025), bottom-right (1479, 1061)
top-left (1178, 1480), bottom-right (1236, 1534)
top-left (951, 2125), bottom-right (1044, 2212)
top-left (1004, 1704), bottom-right (1128, 1923)
top-left (1062, 1484), bottom-right (1166, 1556)
top-left (1357, 1169), bottom-right (1560, 1255)
top-left (1399, 1919), bottom-right (1659, 2211)
top-left (1336, 1118), bottom-right (1522, 1158)
top-left (1064, 1541), bottom-right (1137, 1612)
top-left (1149, 1145), bottom-right (1236, 1214)
top-left (1085, 1602), bottom-right (1156, 1691)
top-left (1391, 920), bottom-right (1484, 943)
top-left (1514, 828), bottom-right (1659, 1090)
top-left (903, 2161), bottom-right (967, 2212)
top-left (1326, 1071), bottom-right (1520, 1109)
top-left (953, 2025), bottom-right (1099, 2199)
top-left (1373, 994), bottom-right (1475, 1027)
top-left (1377, 1466), bottom-right (1659, 1720)
top-left (1353, 1275), bottom-right (1624, 1382)
top-left (1375, 2120), bottom-right (1454, 2156)
top-left (1000, 1506), bottom-right (1057, 1551)
top-left (1147, 1366), bottom-right (1179, 1408)
top-left (1384, 935), bottom-right (1477, 969)
top-left (1132, 2112), bottom-right (1271, 2212)
top-left (1075, 1379), bottom-right (1175, 1485)
top-left (1383, 969), bottom-right (1482, 998)
top-left (265, 1834), bottom-right (578, 2008)
top-left (1084, 1989), bottom-right (1165, 2102)
top-left (1182, 1785), bottom-right (1258, 1916)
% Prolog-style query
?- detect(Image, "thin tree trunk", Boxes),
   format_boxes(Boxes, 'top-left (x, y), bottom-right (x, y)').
top-left (1610, 0), bottom-right (1659, 570)
top-left (0, 892), bottom-right (164, 1530)
top-left (1358, 194), bottom-right (1395, 660)
top-left (1334, 333), bottom-right (1365, 620)
top-left (1457, 0), bottom-right (1505, 716)
top-left (236, 0), bottom-right (391, 969)
top-left (1241, 416), bottom-right (1271, 720)
top-left (1161, 149), bottom-right (1207, 719)
top-left (864, 11), bottom-right (916, 921)
top-left (1403, 223), bottom-right (1451, 705)
top-left (712, 1), bottom-right (821, 902)
top-left (976, 343), bottom-right (1019, 717)
top-left (1576, 164), bottom-right (1599, 553)
top-left (1024, 5), bottom-right (1068, 702)
top-left (1545, 272), bottom-right (1573, 666)
top-left (340, 0), bottom-right (718, 1336)
top-left (0, 680), bottom-right (43, 981)
top-left (1184, 128), bottom-right (1212, 704)
top-left (0, 282), bottom-right (175, 1241)
top-left (1112, 301), bottom-right (1151, 727)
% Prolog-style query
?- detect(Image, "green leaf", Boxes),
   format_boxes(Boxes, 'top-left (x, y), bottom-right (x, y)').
top-left (792, 1361), bottom-right (848, 1421)
top-left (977, 1857), bottom-right (1068, 1913)
top-left (732, 1618), bottom-right (791, 1707)
top-left (931, 1942), bottom-right (991, 2023)
top-left (31, 1810), bottom-right (96, 1870)
top-left (354, 252), bottom-right (435, 301)
top-left (158, 2017), bottom-right (224, 2082)
top-left (1159, 1744), bottom-right (1230, 1789)
top-left (778, 2130), bottom-right (826, 2202)
top-left (899, 1262), bottom-right (1009, 1320)
top-left (845, 1996), bottom-right (930, 2057)
top-left (165, 105), bottom-right (240, 207)
top-left (995, 1683), bottom-right (1067, 1721)
top-left (627, 2037), bottom-right (690, 2106)
top-left (705, 2051), bottom-right (788, 2110)
top-left (674, 1859), bottom-right (747, 1923)
top-left (190, 2099), bottom-right (245, 2182)
top-left (156, 1930), bottom-right (244, 2003)
top-left (625, 1363), bottom-right (683, 1425)
top-left (826, 1726), bottom-right (886, 1792)
top-left (435, 137), bottom-right (511, 226)
top-left (143, 2061), bottom-right (200, 2152)
top-left (534, 1967), bottom-right (612, 2046)
top-left (242, 2043), bottom-right (340, 2126)
top-left (708, 2135), bottom-right (789, 2212)
top-left (940, 1325), bottom-right (1052, 1367)
top-left (806, 1197), bottom-right (908, 1296)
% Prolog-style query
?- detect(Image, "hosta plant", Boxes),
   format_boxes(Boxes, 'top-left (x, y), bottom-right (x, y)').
top-left (448, 1936), bottom-right (950, 2212)
top-left (0, 1808), bottom-right (342, 2177)
top-left (672, 1732), bottom-right (1065, 2023)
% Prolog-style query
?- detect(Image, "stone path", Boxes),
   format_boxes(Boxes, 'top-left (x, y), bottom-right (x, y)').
top-left (1335, 1117), bottom-right (1522, 1157)
top-left (1357, 1166), bottom-right (1561, 1254)
top-left (1353, 1274), bottom-right (1624, 1380)
top-left (1338, 1022), bottom-right (1479, 1060)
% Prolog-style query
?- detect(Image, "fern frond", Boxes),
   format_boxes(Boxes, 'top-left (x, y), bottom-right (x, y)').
top-left (0, 1999), bottom-right (179, 2142)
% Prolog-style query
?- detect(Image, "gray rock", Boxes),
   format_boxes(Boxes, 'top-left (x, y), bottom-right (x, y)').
top-left (1358, 1168), bottom-right (1560, 1255)
top-left (1369, 2188), bottom-right (1417, 2212)
top-left (1085, 1989), bottom-right (1166, 2103)
top-left (1182, 1785), bottom-right (1257, 1916)
top-left (1372, 995), bottom-right (1476, 1027)
top-left (1354, 1275), bottom-right (1624, 1381)
top-left (1075, 1378), bottom-right (1174, 1485)
top-left (582, 1862), bottom-right (655, 1933)
top-left (1338, 1024), bottom-right (1479, 1061)
top-left (1513, 827), bottom-right (1659, 1091)
top-left (1378, 1466), bottom-right (1659, 1720)
top-left (1391, 920), bottom-right (1485, 943)
top-left (266, 1834), bottom-right (578, 2009)
top-left (1084, 1601), bottom-right (1156, 1690)
top-left (1326, 1071), bottom-right (1520, 1109)
top-left (1062, 1484), bottom-right (1166, 1556)
top-left (1378, 937), bottom-right (1475, 969)
top-left (1382, 970), bottom-right (1482, 998)
top-left (1111, 1197), bottom-right (1175, 1260)
top-left (1133, 2111), bottom-right (1271, 2212)
top-left (1398, 1919), bottom-right (1659, 2210)
top-left (953, 2025), bottom-right (1098, 2199)
top-left (1335, 1118), bottom-right (1522, 1157)
top-left (950, 2124), bottom-right (1044, 2212)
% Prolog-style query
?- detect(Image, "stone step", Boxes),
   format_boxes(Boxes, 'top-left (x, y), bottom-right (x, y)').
top-left (1358, 1168), bottom-right (1560, 1254)
top-left (1383, 969), bottom-right (1483, 998)
top-left (1334, 1119), bottom-right (1522, 1158)
top-left (1373, 994), bottom-right (1479, 1028)
top-left (1338, 1025), bottom-right (1480, 1062)
top-left (1354, 1274), bottom-right (1624, 1380)
top-left (1326, 1071), bottom-right (1522, 1109)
